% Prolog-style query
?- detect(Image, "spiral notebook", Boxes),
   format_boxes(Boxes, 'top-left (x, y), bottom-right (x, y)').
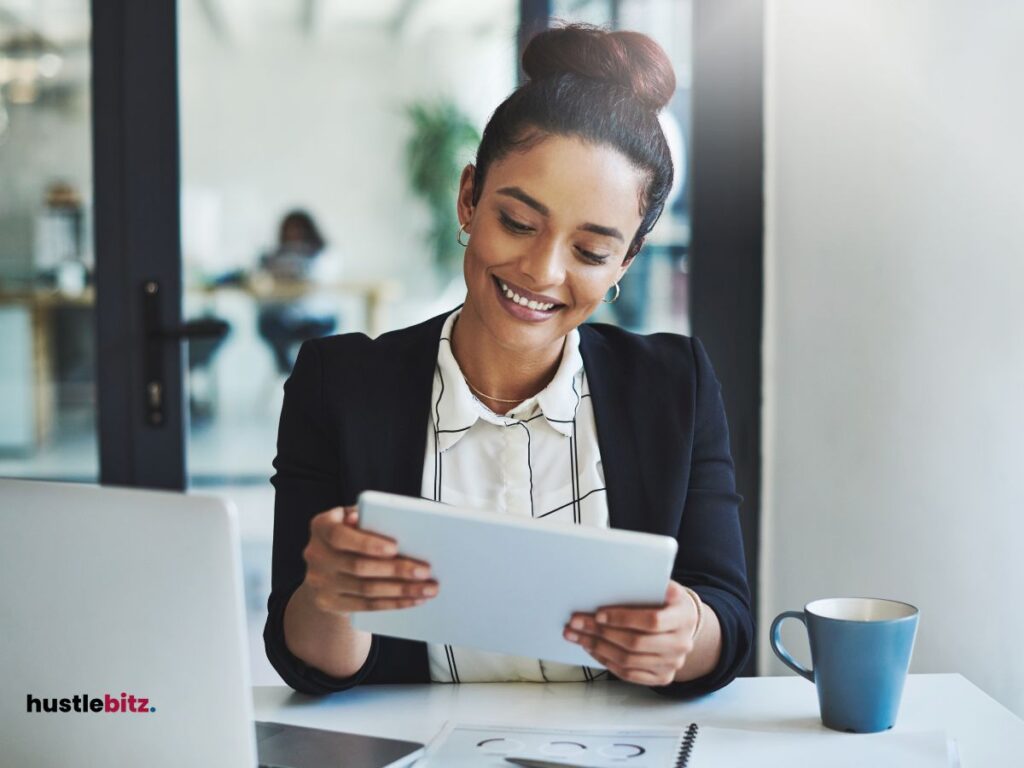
top-left (413, 721), bottom-right (957, 767)
top-left (414, 722), bottom-right (698, 767)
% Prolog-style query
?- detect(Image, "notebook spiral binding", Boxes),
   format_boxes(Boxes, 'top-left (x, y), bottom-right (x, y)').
top-left (674, 722), bottom-right (699, 767)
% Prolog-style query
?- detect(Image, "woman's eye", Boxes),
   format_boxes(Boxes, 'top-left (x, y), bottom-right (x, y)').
top-left (499, 211), bottom-right (608, 263)
top-left (577, 247), bottom-right (610, 265)
top-left (499, 212), bottom-right (533, 234)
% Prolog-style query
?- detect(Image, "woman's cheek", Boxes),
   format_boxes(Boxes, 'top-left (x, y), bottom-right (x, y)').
top-left (581, 275), bottom-right (611, 306)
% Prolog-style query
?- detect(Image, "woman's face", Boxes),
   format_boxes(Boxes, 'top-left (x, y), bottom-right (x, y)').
top-left (457, 134), bottom-right (646, 355)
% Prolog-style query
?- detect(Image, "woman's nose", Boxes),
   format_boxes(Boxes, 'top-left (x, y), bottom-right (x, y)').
top-left (517, 237), bottom-right (566, 288)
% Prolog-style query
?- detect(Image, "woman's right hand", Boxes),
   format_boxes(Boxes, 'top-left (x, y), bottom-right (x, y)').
top-left (302, 505), bottom-right (439, 614)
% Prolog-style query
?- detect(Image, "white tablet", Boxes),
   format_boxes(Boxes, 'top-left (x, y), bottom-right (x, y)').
top-left (350, 491), bottom-right (678, 668)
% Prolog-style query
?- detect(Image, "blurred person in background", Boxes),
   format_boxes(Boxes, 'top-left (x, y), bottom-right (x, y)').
top-left (256, 209), bottom-right (340, 374)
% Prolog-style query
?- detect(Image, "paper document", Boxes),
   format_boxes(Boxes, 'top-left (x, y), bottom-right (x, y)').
top-left (413, 721), bottom-right (957, 767)
top-left (415, 723), bottom-right (690, 767)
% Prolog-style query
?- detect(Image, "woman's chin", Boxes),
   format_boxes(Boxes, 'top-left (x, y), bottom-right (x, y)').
top-left (488, 312), bottom-right (570, 354)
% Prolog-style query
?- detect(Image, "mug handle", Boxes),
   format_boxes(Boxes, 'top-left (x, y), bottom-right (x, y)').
top-left (770, 611), bottom-right (814, 682)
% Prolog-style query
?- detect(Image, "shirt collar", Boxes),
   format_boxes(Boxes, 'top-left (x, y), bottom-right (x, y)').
top-left (432, 309), bottom-right (584, 451)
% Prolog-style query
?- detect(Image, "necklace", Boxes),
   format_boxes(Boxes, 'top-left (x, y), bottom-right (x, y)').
top-left (450, 314), bottom-right (545, 404)
top-left (463, 377), bottom-right (528, 404)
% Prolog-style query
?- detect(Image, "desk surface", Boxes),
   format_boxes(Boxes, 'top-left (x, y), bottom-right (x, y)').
top-left (254, 674), bottom-right (1024, 766)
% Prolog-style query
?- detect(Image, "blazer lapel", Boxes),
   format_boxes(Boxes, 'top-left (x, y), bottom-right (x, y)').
top-left (578, 324), bottom-right (652, 535)
top-left (368, 310), bottom-right (451, 498)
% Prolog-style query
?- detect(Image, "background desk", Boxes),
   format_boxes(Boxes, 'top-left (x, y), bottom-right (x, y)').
top-left (0, 280), bottom-right (399, 450)
top-left (254, 674), bottom-right (1024, 766)
top-left (192, 278), bottom-right (401, 339)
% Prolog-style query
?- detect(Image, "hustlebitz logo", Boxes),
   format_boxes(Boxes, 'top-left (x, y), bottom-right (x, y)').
top-left (27, 692), bottom-right (156, 714)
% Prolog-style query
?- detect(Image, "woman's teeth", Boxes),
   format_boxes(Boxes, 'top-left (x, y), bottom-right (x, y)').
top-left (499, 281), bottom-right (556, 311)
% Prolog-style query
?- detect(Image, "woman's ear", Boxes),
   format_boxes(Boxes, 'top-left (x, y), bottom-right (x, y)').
top-left (456, 164), bottom-right (476, 228)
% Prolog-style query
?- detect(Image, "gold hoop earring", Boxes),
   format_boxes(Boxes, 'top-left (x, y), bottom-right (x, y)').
top-left (456, 222), bottom-right (470, 247)
top-left (603, 282), bottom-right (621, 304)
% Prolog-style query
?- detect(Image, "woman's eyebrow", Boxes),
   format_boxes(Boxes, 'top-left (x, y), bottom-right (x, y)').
top-left (579, 222), bottom-right (624, 242)
top-left (497, 186), bottom-right (549, 215)
top-left (496, 186), bottom-right (624, 242)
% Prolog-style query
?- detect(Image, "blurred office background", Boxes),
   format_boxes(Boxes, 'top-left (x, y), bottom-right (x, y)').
top-left (1, 0), bottom-right (1022, 718)
top-left (0, 0), bottom-right (692, 481)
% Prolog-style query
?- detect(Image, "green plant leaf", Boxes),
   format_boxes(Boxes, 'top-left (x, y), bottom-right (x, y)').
top-left (403, 98), bottom-right (481, 272)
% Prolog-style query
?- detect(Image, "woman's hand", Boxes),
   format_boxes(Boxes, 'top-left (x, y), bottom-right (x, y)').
top-left (563, 580), bottom-right (698, 687)
top-left (302, 505), bottom-right (440, 614)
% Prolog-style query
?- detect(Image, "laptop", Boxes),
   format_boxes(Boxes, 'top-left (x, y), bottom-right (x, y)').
top-left (0, 479), bottom-right (424, 768)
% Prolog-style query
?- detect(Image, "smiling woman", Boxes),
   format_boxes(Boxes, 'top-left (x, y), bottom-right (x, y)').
top-left (264, 23), bottom-right (753, 700)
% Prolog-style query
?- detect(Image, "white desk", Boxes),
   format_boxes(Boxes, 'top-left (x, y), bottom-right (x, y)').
top-left (254, 674), bottom-right (1024, 766)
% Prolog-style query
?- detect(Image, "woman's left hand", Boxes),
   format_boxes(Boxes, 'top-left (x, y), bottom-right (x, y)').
top-left (564, 580), bottom-right (697, 687)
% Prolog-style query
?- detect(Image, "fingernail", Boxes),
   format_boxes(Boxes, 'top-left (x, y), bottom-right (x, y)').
top-left (596, 612), bottom-right (607, 624)
top-left (423, 585), bottom-right (438, 596)
top-left (570, 618), bottom-right (583, 630)
top-left (382, 544), bottom-right (398, 556)
top-left (566, 631), bottom-right (579, 642)
top-left (414, 566), bottom-right (429, 578)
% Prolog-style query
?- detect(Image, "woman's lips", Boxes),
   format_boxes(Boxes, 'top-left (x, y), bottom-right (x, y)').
top-left (492, 275), bottom-right (564, 321)
top-left (491, 276), bottom-right (565, 309)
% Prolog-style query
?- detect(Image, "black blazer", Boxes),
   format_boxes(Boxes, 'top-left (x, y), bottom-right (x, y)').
top-left (263, 309), bottom-right (753, 698)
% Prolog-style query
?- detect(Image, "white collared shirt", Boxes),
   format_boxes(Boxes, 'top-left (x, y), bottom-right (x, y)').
top-left (422, 308), bottom-right (609, 683)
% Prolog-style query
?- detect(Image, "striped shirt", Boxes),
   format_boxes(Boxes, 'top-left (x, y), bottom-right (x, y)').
top-left (423, 308), bottom-right (609, 683)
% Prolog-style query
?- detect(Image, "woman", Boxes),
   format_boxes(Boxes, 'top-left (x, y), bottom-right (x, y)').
top-left (264, 25), bottom-right (752, 699)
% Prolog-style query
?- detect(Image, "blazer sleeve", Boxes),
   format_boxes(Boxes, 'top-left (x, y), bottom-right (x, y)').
top-left (263, 339), bottom-right (431, 695)
top-left (651, 335), bottom-right (754, 699)
top-left (262, 339), bottom-right (355, 694)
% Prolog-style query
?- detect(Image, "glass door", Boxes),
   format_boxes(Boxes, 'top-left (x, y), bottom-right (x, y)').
top-left (0, 1), bottom-right (98, 482)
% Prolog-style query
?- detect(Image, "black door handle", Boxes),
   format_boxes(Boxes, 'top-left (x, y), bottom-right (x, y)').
top-left (141, 280), bottom-right (229, 426)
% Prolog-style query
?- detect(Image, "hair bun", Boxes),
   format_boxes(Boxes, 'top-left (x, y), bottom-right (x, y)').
top-left (522, 23), bottom-right (676, 112)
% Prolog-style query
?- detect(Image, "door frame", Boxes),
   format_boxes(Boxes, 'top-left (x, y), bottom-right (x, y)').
top-left (92, 0), bottom-right (187, 489)
top-left (690, 0), bottom-right (764, 675)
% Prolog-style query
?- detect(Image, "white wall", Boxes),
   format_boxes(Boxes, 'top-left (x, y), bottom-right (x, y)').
top-left (761, 0), bottom-right (1024, 717)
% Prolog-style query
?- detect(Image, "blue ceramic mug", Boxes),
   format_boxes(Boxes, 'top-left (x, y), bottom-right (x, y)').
top-left (770, 597), bottom-right (919, 733)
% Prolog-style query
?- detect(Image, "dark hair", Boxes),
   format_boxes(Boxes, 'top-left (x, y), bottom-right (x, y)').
top-left (472, 24), bottom-right (675, 263)
top-left (278, 209), bottom-right (326, 252)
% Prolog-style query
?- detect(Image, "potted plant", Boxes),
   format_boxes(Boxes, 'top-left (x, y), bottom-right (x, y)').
top-left (403, 99), bottom-right (481, 276)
